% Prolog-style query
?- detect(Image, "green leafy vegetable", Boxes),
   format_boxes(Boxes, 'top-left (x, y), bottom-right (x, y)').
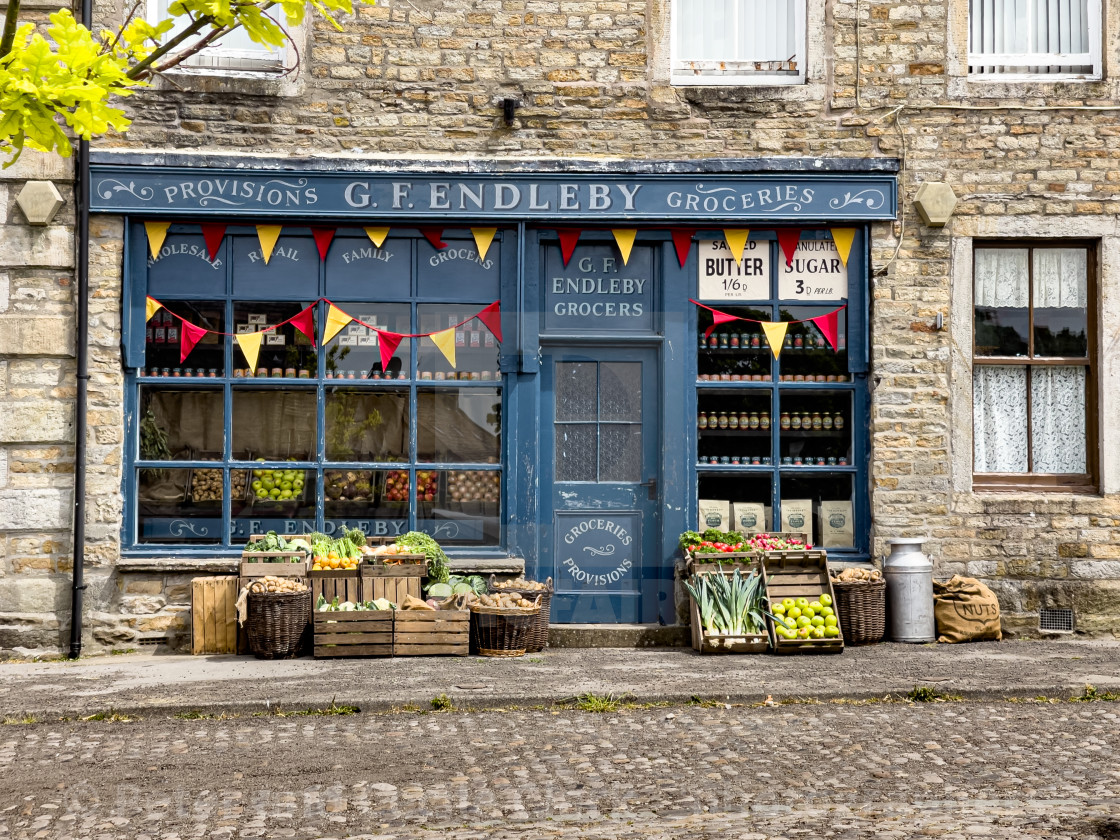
top-left (396, 531), bottom-right (449, 584)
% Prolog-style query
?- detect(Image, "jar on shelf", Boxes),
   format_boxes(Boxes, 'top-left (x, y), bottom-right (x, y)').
top-left (834, 413), bottom-right (845, 430)
top-left (750, 334), bottom-right (761, 349)
top-left (709, 334), bottom-right (719, 349)
top-left (748, 412), bottom-right (760, 430)
top-left (728, 413), bottom-right (739, 430)
top-left (718, 333), bottom-right (729, 349)
top-left (783, 334), bottom-right (793, 352)
top-left (790, 413), bottom-right (802, 430)
top-left (780, 412), bottom-right (791, 430)
top-left (802, 412), bottom-right (813, 431)
top-left (738, 411), bottom-right (750, 428)
top-left (699, 334), bottom-right (708, 351)
top-left (717, 412), bottom-right (729, 430)
top-left (698, 411), bottom-right (708, 430)
top-left (729, 333), bottom-right (740, 349)
top-left (793, 334), bottom-right (804, 350)
top-left (760, 412), bottom-right (771, 430)
top-left (811, 412), bottom-right (823, 430)
top-left (822, 413), bottom-right (834, 430)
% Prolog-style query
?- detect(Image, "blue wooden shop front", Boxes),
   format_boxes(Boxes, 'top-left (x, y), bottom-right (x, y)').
top-left (93, 157), bottom-right (897, 626)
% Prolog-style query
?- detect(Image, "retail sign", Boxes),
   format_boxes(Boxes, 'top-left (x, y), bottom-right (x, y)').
top-left (91, 165), bottom-right (897, 221)
top-left (544, 247), bottom-right (655, 333)
top-left (554, 512), bottom-right (641, 593)
top-left (696, 239), bottom-right (770, 301)
top-left (778, 239), bottom-right (849, 300)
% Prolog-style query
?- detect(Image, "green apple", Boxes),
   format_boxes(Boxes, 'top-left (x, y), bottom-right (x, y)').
top-left (796, 616), bottom-right (811, 628)
top-left (802, 606), bottom-right (816, 619)
top-left (824, 626), bottom-right (840, 637)
top-left (809, 601), bottom-right (823, 612)
top-left (819, 594), bottom-right (833, 607)
top-left (786, 606), bottom-right (802, 620)
top-left (820, 606), bottom-right (835, 618)
top-left (772, 603), bottom-right (787, 616)
top-left (782, 598), bottom-right (795, 609)
top-left (824, 615), bottom-right (838, 627)
top-left (796, 626), bottom-right (811, 639)
top-left (811, 627), bottom-right (825, 639)
top-left (795, 597), bottom-right (810, 609)
top-left (252, 480), bottom-right (263, 491)
top-left (811, 616), bottom-right (825, 627)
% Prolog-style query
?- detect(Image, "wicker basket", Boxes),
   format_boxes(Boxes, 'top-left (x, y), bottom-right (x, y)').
top-left (488, 576), bottom-right (553, 653)
top-left (831, 579), bottom-right (886, 645)
top-left (246, 589), bottom-right (311, 659)
top-left (469, 599), bottom-right (541, 657)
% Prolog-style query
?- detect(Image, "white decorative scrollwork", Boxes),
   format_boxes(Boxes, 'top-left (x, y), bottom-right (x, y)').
top-left (758, 201), bottom-right (804, 213)
top-left (829, 189), bottom-right (886, 210)
top-left (169, 520), bottom-right (210, 537)
top-left (96, 179), bottom-right (155, 202)
top-left (432, 522), bottom-right (462, 538)
top-left (582, 544), bottom-right (616, 556)
top-left (692, 184), bottom-right (738, 195)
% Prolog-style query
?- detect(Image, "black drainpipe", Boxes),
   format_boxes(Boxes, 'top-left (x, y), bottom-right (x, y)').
top-left (69, 0), bottom-right (93, 659)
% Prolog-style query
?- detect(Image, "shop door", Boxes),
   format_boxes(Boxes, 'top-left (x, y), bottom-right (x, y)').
top-left (541, 344), bottom-right (660, 623)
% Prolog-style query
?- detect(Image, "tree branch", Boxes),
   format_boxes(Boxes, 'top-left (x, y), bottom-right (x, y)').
top-left (0, 0), bottom-right (23, 59)
top-left (126, 14), bottom-right (212, 79)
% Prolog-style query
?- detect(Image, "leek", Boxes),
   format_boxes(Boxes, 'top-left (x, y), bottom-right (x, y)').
top-left (685, 565), bottom-right (772, 636)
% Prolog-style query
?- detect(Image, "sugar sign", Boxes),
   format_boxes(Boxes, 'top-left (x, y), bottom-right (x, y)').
top-left (778, 240), bottom-right (848, 301)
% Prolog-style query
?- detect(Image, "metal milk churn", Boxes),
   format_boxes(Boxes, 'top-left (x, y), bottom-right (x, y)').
top-left (883, 537), bottom-right (936, 643)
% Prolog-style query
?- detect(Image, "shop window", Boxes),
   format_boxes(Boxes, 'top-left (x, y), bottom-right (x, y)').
top-left (129, 227), bottom-right (505, 550)
top-left (670, 0), bottom-right (806, 86)
top-left (968, 0), bottom-right (1101, 80)
top-left (148, 0), bottom-right (286, 73)
top-left (972, 243), bottom-right (1097, 490)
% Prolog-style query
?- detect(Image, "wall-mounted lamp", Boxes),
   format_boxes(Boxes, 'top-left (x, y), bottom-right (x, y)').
top-left (502, 98), bottom-right (520, 127)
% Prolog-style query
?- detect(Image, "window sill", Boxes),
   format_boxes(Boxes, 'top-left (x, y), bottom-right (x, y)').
top-left (947, 75), bottom-right (1113, 102)
top-left (972, 479), bottom-right (1098, 496)
top-left (149, 66), bottom-right (303, 98)
top-left (117, 554), bottom-right (525, 575)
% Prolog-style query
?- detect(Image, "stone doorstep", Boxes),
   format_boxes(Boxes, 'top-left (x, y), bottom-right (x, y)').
top-left (548, 624), bottom-right (690, 648)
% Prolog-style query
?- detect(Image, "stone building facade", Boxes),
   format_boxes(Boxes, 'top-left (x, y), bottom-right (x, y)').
top-left (2, 0), bottom-right (1119, 655)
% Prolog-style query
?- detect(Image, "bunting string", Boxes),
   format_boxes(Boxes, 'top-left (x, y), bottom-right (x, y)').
top-left (690, 299), bottom-right (847, 353)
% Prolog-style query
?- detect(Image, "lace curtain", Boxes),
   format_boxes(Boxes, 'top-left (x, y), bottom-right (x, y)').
top-left (974, 249), bottom-right (1028, 308)
top-left (1034, 248), bottom-right (1088, 309)
top-left (974, 365), bottom-right (1086, 474)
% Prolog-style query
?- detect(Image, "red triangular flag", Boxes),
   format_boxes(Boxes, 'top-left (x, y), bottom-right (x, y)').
top-left (289, 304), bottom-right (316, 348)
top-left (810, 309), bottom-right (841, 351)
top-left (179, 319), bottom-right (208, 363)
top-left (777, 229), bottom-right (801, 268)
top-left (558, 229), bottom-right (581, 267)
top-left (476, 301), bottom-right (503, 344)
top-left (377, 331), bottom-right (402, 374)
top-left (200, 224), bottom-right (226, 261)
top-left (671, 228), bottom-right (696, 268)
top-left (704, 308), bottom-right (742, 339)
top-left (420, 227), bottom-right (447, 249)
top-left (312, 227), bottom-right (336, 260)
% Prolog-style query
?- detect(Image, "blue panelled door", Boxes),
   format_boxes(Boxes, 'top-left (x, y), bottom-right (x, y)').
top-left (541, 344), bottom-right (660, 623)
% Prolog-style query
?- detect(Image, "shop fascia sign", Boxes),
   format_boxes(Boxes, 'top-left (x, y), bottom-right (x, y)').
top-left (90, 166), bottom-right (897, 221)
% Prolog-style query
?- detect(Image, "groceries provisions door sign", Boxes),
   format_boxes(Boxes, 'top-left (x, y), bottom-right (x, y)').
top-left (555, 513), bottom-right (641, 593)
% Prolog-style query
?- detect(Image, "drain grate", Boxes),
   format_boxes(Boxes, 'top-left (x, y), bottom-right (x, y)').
top-left (1039, 608), bottom-right (1075, 633)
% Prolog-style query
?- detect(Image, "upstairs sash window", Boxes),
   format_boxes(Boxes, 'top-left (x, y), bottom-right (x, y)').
top-left (969, 0), bottom-right (1101, 79)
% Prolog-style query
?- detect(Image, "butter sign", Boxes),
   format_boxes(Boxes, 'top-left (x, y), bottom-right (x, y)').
top-left (544, 248), bottom-right (654, 333)
top-left (778, 240), bottom-right (848, 301)
top-left (696, 239), bottom-right (770, 301)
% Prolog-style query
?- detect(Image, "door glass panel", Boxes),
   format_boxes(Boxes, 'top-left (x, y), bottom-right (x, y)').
top-left (556, 362), bottom-right (597, 421)
top-left (599, 424), bottom-right (641, 481)
top-left (599, 362), bottom-right (641, 421)
top-left (556, 423), bottom-right (597, 481)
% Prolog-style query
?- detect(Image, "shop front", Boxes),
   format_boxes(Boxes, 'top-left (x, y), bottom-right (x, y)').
top-left (92, 156), bottom-right (897, 627)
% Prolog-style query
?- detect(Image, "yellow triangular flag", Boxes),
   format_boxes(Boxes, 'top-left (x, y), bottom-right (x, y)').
top-left (612, 229), bottom-right (637, 265)
top-left (472, 227), bottom-right (498, 261)
top-left (323, 304), bottom-right (353, 345)
top-left (365, 227), bottom-right (390, 248)
top-left (145, 221), bottom-right (170, 260)
top-left (761, 321), bottom-right (789, 359)
top-left (256, 225), bottom-right (283, 265)
top-left (830, 228), bottom-right (856, 267)
top-left (429, 327), bottom-right (456, 368)
top-left (145, 296), bottom-right (162, 323)
top-left (236, 332), bottom-right (264, 373)
top-left (723, 229), bottom-right (750, 265)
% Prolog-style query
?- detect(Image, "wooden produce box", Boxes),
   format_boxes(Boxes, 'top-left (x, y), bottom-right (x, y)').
top-left (313, 610), bottom-right (393, 658)
top-left (688, 591), bottom-right (768, 654)
top-left (686, 551), bottom-right (761, 578)
top-left (361, 555), bottom-right (426, 604)
top-left (762, 550), bottom-right (844, 655)
top-left (394, 609), bottom-right (469, 656)
top-left (309, 568), bottom-right (362, 606)
top-left (241, 536), bottom-right (309, 578)
top-left (191, 576), bottom-right (238, 655)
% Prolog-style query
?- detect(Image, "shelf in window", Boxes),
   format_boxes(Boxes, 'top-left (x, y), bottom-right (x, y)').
top-left (696, 464), bottom-right (774, 471)
top-left (697, 379), bottom-right (774, 386)
top-left (776, 429), bottom-right (846, 438)
top-left (698, 347), bottom-right (770, 356)
top-left (699, 428), bottom-right (771, 437)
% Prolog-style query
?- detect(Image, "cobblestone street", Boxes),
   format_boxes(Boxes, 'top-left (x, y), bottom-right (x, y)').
top-left (2, 700), bottom-right (1119, 839)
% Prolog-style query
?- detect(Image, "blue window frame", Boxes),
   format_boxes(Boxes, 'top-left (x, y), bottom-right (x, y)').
top-left (124, 223), bottom-right (508, 552)
top-left (691, 229), bottom-right (871, 559)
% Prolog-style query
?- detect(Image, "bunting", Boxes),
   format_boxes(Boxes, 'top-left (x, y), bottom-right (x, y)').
top-left (420, 227), bottom-right (447, 250)
top-left (235, 332), bottom-right (264, 373)
top-left (671, 228), bottom-right (695, 268)
top-left (429, 328), bottom-right (457, 368)
top-left (312, 227), bottom-right (336, 260)
top-left (611, 229), bottom-right (637, 265)
top-left (777, 228), bottom-right (802, 268)
top-left (722, 229), bottom-right (750, 265)
top-left (144, 222), bottom-right (169, 259)
top-left (200, 224), bottom-right (227, 261)
top-left (690, 299), bottom-right (847, 356)
top-left (322, 304), bottom-right (353, 345)
top-left (704, 308), bottom-right (742, 340)
top-left (475, 301), bottom-right (503, 344)
top-left (145, 296), bottom-right (162, 323)
top-left (256, 225), bottom-right (283, 264)
top-left (472, 227), bottom-right (498, 261)
top-left (558, 229), bottom-right (581, 266)
top-left (830, 227), bottom-right (856, 267)
top-left (810, 310), bottom-right (840, 351)
top-left (180, 320), bottom-right (208, 363)
top-left (289, 305), bottom-right (316, 347)
top-left (365, 227), bottom-right (390, 248)
top-left (760, 321), bottom-right (789, 359)
top-left (377, 331), bottom-right (403, 374)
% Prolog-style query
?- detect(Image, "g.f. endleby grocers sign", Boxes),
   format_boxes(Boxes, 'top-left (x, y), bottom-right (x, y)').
top-left (698, 238), bottom-right (849, 302)
top-left (91, 166), bottom-right (896, 221)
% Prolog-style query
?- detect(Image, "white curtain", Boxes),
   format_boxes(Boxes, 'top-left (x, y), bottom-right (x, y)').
top-left (1033, 248), bottom-right (1088, 308)
top-left (974, 366), bottom-right (1028, 472)
top-left (1031, 366), bottom-right (1086, 473)
top-left (676, 0), bottom-right (797, 64)
top-left (974, 248), bottom-right (1028, 308)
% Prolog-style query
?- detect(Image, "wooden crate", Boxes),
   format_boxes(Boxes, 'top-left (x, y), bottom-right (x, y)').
top-left (762, 550), bottom-right (844, 654)
top-left (688, 592), bottom-right (768, 654)
top-left (191, 576), bottom-right (238, 655)
top-left (361, 556), bottom-right (426, 604)
top-left (394, 609), bottom-right (469, 656)
top-left (313, 610), bottom-right (393, 658)
top-left (686, 551), bottom-right (761, 578)
top-left (309, 568), bottom-right (363, 606)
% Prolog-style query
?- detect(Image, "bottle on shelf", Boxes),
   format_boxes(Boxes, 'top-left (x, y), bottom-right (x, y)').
top-left (760, 411), bottom-right (771, 430)
top-left (728, 413), bottom-right (739, 430)
top-left (834, 412), bottom-right (845, 430)
top-left (749, 412), bottom-right (760, 430)
top-left (738, 411), bottom-right (749, 428)
top-left (698, 411), bottom-right (708, 430)
top-left (717, 412), bottom-right (729, 430)
top-left (812, 411), bottom-right (823, 430)
top-left (780, 412), bottom-right (790, 430)
top-left (790, 413), bottom-right (802, 430)
top-left (822, 413), bottom-right (834, 431)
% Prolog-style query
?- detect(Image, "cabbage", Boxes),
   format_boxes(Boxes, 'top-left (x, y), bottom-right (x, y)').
top-left (427, 582), bottom-right (453, 599)
top-left (452, 582), bottom-right (474, 596)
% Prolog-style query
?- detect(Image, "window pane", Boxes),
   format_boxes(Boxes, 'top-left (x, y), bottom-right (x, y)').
top-left (139, 387), bottom-right (224, 460)
top-left (325, 388), bottom-right (409, 462)
top-left (599, 424), bottom-right (641, 482)
top-left (417, 387), bottom-right (501, 463)
top-left (1033, 248), bottom-right (1088, 357)
top-left (324, 469), bottom-right (385, 535)
top-left (324, 303), bottom-right (410, 380)
top-left (779, 472), bottom-right (855, 548)
top-left (231, 389), bottom-right (317, 460)
top-left (137, 468), bottom-right (222, 544)
top-left (778, 305), bottom-right (849, 382)
top-left (417, 469), bottom-right (501, 546)
top-left (974, 249), bottom-right (1028, 356)
top-left (556, 362), bottom-right (597, 421)
top-left (698, 306), bottom-right (774, 383)
top-left (677, 0), bottom-right (797, 63)
top-left (698, 391), bottom-right (772, 465)
top-left (417, 305), bottom-right (500, 381)
top-left (145, 301), bottom-right (225, 376)
top-left (973, 366), bottom-right (1028, 472)
top-left (600, 362), bottom-right (642, 421)
top-left (231, 467), bottom-right (315, 538)
top-left (557, 423), bottom-right (597, 481)
top-left (1031, 366), bottom-right (1086, 473)
top-left (780, 390), bottom-right (851, 465)
top-left (232, 302), bottom-right (318, 377)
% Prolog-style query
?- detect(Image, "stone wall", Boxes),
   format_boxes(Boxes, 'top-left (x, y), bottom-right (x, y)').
top-left (4, 0), bottom-right (1120, 654)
